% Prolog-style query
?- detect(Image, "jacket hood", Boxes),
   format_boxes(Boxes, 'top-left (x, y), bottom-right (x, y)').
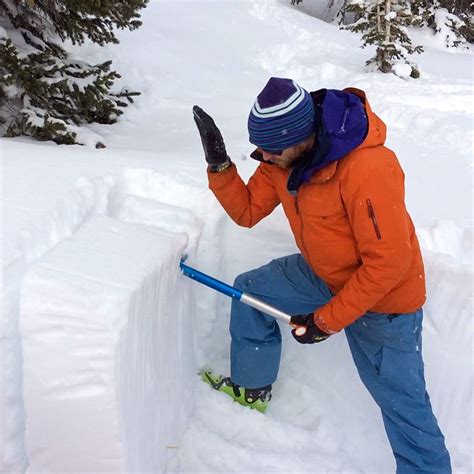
top-left (286, 87), bottom-right (386, 194)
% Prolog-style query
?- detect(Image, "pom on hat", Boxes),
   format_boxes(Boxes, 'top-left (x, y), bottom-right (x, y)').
top-left (248, 78), bottom-right (315, 153)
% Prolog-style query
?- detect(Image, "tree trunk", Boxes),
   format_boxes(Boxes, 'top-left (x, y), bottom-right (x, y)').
top-left (376, 0), bottom-right (392, 73)
top-left (385, 0), bottom-right (391, 43)
top-left (377, 1), bottom-right (381, 36)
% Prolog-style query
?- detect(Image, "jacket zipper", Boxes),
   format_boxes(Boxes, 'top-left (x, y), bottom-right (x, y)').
top-left (295, 194), bottom-right (310, 257)
top-left (366, 199), bottom-right (382, 240)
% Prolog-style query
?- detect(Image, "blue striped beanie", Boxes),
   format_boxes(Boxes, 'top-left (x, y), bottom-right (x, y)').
top-left (248, 78), bottom-right (315, 153)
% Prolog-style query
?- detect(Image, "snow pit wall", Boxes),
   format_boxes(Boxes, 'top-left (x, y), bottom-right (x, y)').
top-left (2, 168), bottom-right (213, 472)
top-left (19, 214), bottom-right (196, 471)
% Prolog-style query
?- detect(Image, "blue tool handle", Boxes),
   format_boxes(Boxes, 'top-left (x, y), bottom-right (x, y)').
top-left (179, 260), bottom-right (305, 333)
top-left (179, 261), bottom-right (243, 300)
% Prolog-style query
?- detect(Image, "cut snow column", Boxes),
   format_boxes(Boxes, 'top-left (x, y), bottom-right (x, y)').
top-left (20, 215), bottom-right (195, 472)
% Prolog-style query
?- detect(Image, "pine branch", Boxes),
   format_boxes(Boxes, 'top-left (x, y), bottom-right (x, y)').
top-left (0, 0), bottom-right (148, 145)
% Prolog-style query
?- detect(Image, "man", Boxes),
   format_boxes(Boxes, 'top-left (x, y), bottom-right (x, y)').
top-left (193, 77), bottom-right (451, 473)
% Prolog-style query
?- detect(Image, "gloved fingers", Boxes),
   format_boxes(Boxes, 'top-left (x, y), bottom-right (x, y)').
top-left (193, 105), bottom-right (215, 129)
top-left (192, 105), bottom-right (207, 120)
top-left (193, 106), bottom-right (225, 148)
top-left (290, 314), bottom-right (311, 326)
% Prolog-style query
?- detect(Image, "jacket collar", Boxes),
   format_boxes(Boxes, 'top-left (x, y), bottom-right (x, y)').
top-left (249, 148), bottom-right (338, 184)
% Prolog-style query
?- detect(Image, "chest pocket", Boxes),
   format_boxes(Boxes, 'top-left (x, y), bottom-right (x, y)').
top-left (299, 183), bottom-right (348, 220)
top-left (299, 183), bottom-right (361, 266)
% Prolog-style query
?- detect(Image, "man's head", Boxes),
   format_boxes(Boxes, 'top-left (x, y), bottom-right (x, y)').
top-left (248, 77), bottom-right (315, 169)
top-left (255, 134), bottom-right (315, 170)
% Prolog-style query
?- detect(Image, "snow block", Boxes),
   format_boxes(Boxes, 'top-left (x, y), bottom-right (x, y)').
top-left (115, 194), bottom-right (203, 256)
top-left (20, 215), bottom-right (195, 472)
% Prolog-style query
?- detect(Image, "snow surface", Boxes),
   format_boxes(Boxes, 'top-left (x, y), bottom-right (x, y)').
top-left (392, 62), bottom-right (413, 79)
top-left (1, 0), bottom-right (472, 472)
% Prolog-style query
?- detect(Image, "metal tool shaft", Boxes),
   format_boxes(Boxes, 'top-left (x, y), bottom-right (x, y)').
top-left (180, 261), bottom-right (292, 325)
top-left (240, 294), bottom-right (291, 324)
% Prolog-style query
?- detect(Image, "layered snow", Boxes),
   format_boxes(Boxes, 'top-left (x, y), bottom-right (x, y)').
top-left (20, 216), bottom-right (193, 472)
top-left (1, 160), bottom-right (223, 472)
top-left (1, 0), bottom-right (472, 472)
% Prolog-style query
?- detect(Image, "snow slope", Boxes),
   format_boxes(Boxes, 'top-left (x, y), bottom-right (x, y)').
top-left (1, 0), bottom-right (472, 472)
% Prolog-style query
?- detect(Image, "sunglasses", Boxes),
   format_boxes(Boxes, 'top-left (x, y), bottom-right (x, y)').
top-left (257, 147), bottom-right (283, 156)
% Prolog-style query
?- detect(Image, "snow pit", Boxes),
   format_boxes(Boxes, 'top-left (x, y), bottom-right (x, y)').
top-left (20, 215), bottom-right (196, 472)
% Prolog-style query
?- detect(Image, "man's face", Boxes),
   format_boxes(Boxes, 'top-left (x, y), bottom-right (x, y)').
top-left (256, 133), bottom-right (315, 170)
top-left (258, 145), bottom-right (303, 170)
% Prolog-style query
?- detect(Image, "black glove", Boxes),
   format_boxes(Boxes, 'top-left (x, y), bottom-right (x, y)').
top-left (290, 313), bottom-right (330, 344)
top-left (193, 105), bottom-right (230, 169)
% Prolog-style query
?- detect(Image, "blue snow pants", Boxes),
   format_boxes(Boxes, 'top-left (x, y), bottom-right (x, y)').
top-left (230, 254), bottom-right (451, 473)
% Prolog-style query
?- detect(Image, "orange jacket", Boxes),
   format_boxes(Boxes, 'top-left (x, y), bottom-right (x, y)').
top-left (208, 89), bottom-right (426, 333)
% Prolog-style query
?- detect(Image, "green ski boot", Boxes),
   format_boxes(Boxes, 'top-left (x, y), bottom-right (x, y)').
top-left (200, 370), bottom-right (272, 414)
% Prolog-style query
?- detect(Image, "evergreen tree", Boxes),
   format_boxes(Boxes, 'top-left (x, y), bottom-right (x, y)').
top-left (291, 1), bottom-right (471, 75)
top-left (341, 0), bottom-right (423, 77)
top-left (411, 0), bottom-right (473, 47)
top-left (0, 0), bottom-right (148, 146)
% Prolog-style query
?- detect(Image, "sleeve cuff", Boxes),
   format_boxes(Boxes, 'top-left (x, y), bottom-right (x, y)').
top-left (208, 158), bottom-right (232, 173)
top-left (313, 312), bottom-right (339, 335)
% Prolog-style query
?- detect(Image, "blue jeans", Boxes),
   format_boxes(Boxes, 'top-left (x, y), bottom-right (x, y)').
top-left (230, 254), bottom-right (451, 473)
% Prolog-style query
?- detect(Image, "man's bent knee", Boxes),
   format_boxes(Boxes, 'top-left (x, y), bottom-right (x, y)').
top-left (233, 272), bottom-right (250, 292)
